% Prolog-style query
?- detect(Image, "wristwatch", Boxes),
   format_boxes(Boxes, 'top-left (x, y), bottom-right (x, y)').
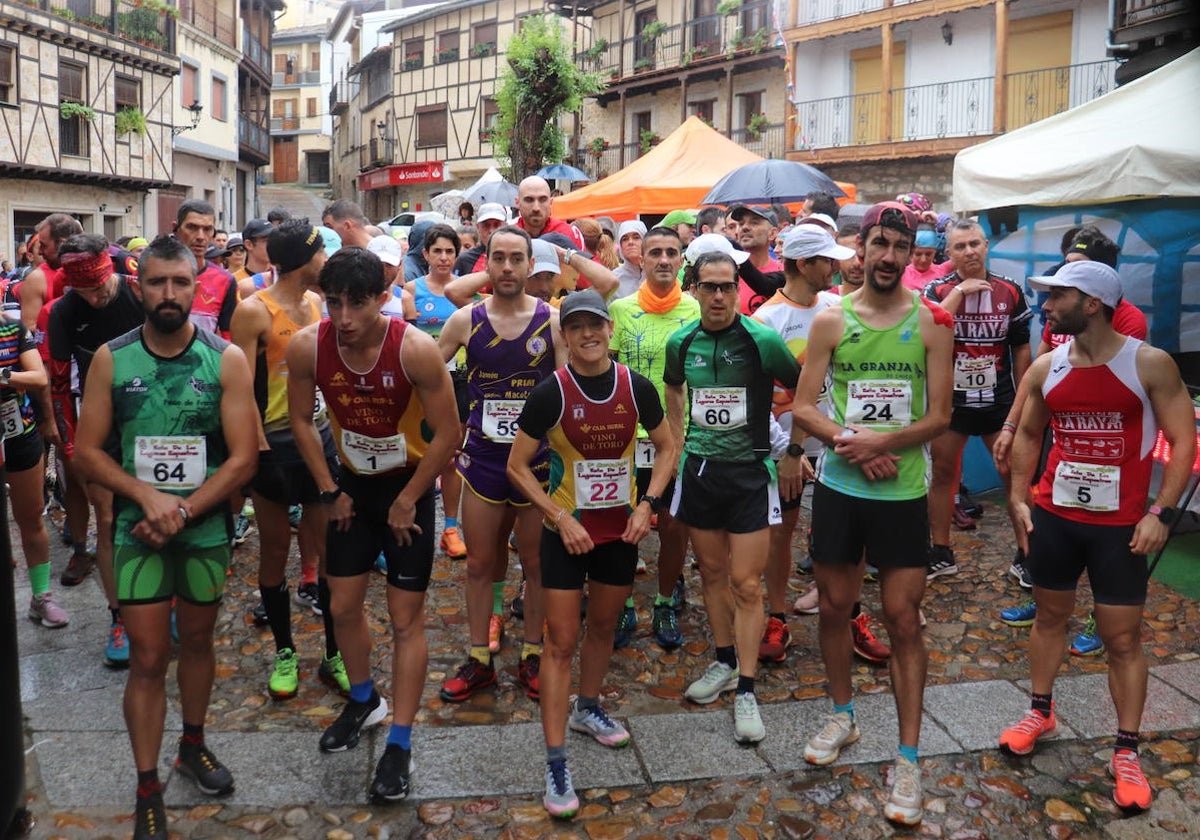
top-left (640, 494), bottom-right (663, 512)
top-left (1148, 504), bottom-right (1178, 526)
top-left (0, 367), bottom-right (11, 385)
top-left (785, 443), bottom-right (805, 458)
top-left (563, 248), bottom-right (578, 264)
top-left (319, 487), bottom-right (343, 504)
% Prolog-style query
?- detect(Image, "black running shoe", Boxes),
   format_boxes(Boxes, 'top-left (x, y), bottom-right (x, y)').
top-left (369, 744), bottom-right (412, 803)
top-left (251, 598), bottom-right (269, 626)
top-left (133, 789), bottom-right (167, 840)
top-left (319, 691), bottom-right (388, 752)
top-left (175, 741), bottom-right (235, 796)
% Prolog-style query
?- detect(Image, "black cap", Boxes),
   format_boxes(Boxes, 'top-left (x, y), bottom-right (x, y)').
top-left (730, 205), bottom-right (778, 226)
top-left (204, 243), bottom-right (229, 261)
top-left (242, 218), bottom-right (273, 240)
top-left (558, 288), bottom-right (611, 323)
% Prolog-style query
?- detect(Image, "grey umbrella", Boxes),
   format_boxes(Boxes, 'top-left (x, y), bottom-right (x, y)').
top-left (465, 178), bottom-right (519, 207)
top-left (701, 159), bottom-right (845, 205)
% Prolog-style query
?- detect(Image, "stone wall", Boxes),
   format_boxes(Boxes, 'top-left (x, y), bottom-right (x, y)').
top-left (818, 156), bottom-right (956, 213)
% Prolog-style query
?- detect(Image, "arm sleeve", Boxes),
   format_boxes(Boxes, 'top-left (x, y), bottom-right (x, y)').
top-left (923, 279), bottom-right (947, 303)
top-left (216, 276), bottom-right (239, 335)
top-left (737, 260), bottom-right (784, 298)
top-left (631, 372), bottom-right (665, 430)
top-left (516, 375), bottom-right (563, 439)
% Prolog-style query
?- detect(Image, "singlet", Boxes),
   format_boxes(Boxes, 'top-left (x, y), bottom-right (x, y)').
top-left (464, 298), bottom-right (556, 446)
top-left (189, 262), bottom-right (238, 336)
top-left (410, 275), bottom-right (459, 337)
top-left (1036, 337), bottom-right (1155, 526)
top-left (48, 276), bottom-right (144, 386)
top-left (0, 318), bottom-right (38, 441)
top-left (108, 326), bottom-right (231, 548)
top-left (315, 318), bottom-right (428, 476)
top-left (817, 292), bottom-right (931, 501)
top-left (663, 314), bottom-right (799, 464)
top-left (924, 271), bottom-right (1032, 409)
top-left (253, 289), bottom-right (326, 434)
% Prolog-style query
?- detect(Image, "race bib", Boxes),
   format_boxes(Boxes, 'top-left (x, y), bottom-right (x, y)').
top-left (341, 429), bottom-right (407, 475)
top-left (1052, 460), bottom-right (1120, 512)
top-left (313, 389), bottom-right (327, 420)
top-left (0, 399), bottom-right (21, 439)
top-left (134, 436), bottom-right (207, 490)
top-left (845, 380), bottom-right (912, 429)
top-left (691, 387), bottom-right (748, 430)
top-left (482, 399), bottom-right (524, 443)
top-left (574, 458), bottom-right (632, 510)
top-left (634, 437), bottom-right (655, 469)
top-left (954, 356), bottom-right (997, 391)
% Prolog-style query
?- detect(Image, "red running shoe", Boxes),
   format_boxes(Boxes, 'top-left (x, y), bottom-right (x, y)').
top-left (851, 612), bottom-right (891, 663)
top-left (999, 706), bottom-right (1057, 756)
top-left (1109, 749), bottom-right (1152, 812)
top-left (518, 653), bottom-right (541, 701)
top-left (439, 658), bottom-right (496, 702)
top-left (758, 616), bottom-right (791, 663)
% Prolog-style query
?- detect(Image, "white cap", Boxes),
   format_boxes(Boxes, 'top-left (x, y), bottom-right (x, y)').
top-left (781, 224), bottom-right (856, 261)
top-left (1030, 260), bottom-right (1123, 308)
top-left (367, 234), bottom-right (403, 266)
top-left (797, 213), bottom-right (837, 232)
top-left (530, 238), bottom-right (561, 275)
top-left (617, 220), bottom-right (647, 242)
top-left (684, 232), bottom-right (750, 265)
top-left (476, 203), bottom-right (507, 224)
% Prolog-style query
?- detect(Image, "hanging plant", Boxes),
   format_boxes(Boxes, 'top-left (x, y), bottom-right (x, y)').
top-left (746, 112), bottom-right (770, 139)
top-left (639, 128), bottom-right (660, 154)
top-left (582, 38), bottom-right (608, 63)
top-left (717, 0), bottom-right (742, 15)
top-left (587, 137), bottom-right (610, 156)
top-left (116, 106), bottom-right (147, 136)
top-left (59, 101), bottom-right (96, 122)
top-left (642, 21), bottom-right (667, 41)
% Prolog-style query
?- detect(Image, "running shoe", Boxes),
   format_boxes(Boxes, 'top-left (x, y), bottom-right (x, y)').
top-left (1008, 551), bottom-right (1033, 589)
top-left (733, 693), bottom-right (765, 744)
top-left (797, 553), bottom-right (814, 575)
top-left (251, 598), bottom-right (269, 626)
top-left (635, 557), bottom-right (648, 574)
top-left (105, 618), bottom-right (130, 668)
top-left (319, 691), bottom-right (388, 752)
top-left (999, 706), bottom-right (1057, 755)
top-left (926, 545), bottom-right (958, 580)
top-left (231, 514), bottom-right (254, 547)
top-left (612, 604), bottom-right (637, 649)
top-left (518, 653), bottom-right (540, 701)
top-left (510, 579), bottom-right (525, 619)
top-left (28, 592), bottom-right (69, 628)
top-left (804, 712), bottom-right (860, 765)
top-left (683, 661), bottom-right (738, 705)
top-left (175, 740), bottom-right (235, 796)
top-left (440, 658), bottom-right (496, 702)
top-left (958, 485), bottom-right (984, 518)
top-left (268, 648), bottom-right (300, 699)
top-left (652, 602), bottom-right (682, 649)
top-left (370, 744), bottom-right (412, 803)
top-left (852, 612), bottom-right (891, 663)
top-left (884, 757), bottom-right (923, 826)
top-left (488, 613), bottom-right (505, 653)
top-left (672, 574), bottom-right (686, 610)
top-left (288, 504), bottom-right (302, 530)
top-left (793, 587), bottom-right (820, 615)
top-left (318, 652), bottom-right (350, 696)
top-left (440, 527), bottom-right (467, 559)
top-left (294, 581), bottom-right (321, 615)
top-left (60, 550), bottom-right (95, 586)
top-left (1000, 599), bottom-right (1037, 627)
top-left (1109, 749), bottom-right (1153, 812)
top-left (952, 503), bottom-right (977, 531)
top-left (1071, 614), bottom-right (1104, 656)
top-left (543, 761), bottom-right (579, 819)
top-left (863, 564), bottom-right (880, 583)
top-left (133, 787), bottom-right (167, 840)
top-left (568, 699), bottom-right (630, 747)
top-left (758, 616), bottom-right (790, 663)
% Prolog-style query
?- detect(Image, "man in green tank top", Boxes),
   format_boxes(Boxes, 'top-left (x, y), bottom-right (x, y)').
top-left (74, 237), bottom-right (259, 840)
top-left (791, 202), bottom-right (954, 827)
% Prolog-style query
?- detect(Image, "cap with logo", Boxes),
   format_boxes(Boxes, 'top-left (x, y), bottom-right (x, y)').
top-left (860, 201), bottom-right (918, 237)
top-left (559, 288), bottom-right (611, 323)
top-left (780, 224), bottom-right (856, 261)
top-left (1029, 260), bottom-right (1123, 308)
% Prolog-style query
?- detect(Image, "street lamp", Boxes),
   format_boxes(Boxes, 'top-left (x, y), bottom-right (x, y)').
top-left (941, 21), bottom-right (953, 46)
top-left (172, 101), bottom-right (203, 136)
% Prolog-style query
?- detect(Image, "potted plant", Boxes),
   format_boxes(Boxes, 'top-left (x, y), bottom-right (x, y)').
top-left (587, 137), bottom-right (610, 157)
top-left (582, 38), bottom-right (608, 64)
top-left (403, 52), bottom-right (423, 70)
top-left (479, 125), bottom-right (495, 142)
top-left (470, 42), bottom-right (495, 58)
top-left (642, 21), bottom-right (666, 42)
top-left (59, 101), bottom-right (95, 122)
top-left (716, 0), bottom-right (742, 15)
top-left (747, 29), bottom-right (769, 53)
top-left (633, 57), bottom-right (653, 73)
top-left (116, 106), bottom-right (146, 136)
top-left (639, 128), bottom-right (659, 154)
top-left (746, 111), bottom-right (769, 140)
top-left (435, 46), bottom-right (459, 64)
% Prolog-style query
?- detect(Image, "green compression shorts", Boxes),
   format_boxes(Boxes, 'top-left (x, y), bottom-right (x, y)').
top-left (114, 541), bottom-right (232, 606)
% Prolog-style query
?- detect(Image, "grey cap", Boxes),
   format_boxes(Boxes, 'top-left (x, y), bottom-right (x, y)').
top-left (558, 288), bottom-right (611, 323)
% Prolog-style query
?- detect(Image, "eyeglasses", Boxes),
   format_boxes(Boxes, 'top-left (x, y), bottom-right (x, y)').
top-left (695, 281), bottom-right (738, 296)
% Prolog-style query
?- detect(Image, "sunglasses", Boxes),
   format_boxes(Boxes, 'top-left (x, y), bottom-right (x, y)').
top-left (695, 281), bottom-right (738, 296)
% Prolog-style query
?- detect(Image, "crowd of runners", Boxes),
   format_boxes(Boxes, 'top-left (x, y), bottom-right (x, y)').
top-left (5, 177), bottom-right (1195, 837)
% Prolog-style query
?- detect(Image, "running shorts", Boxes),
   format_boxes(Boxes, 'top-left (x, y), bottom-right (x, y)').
top-left (252, 427), bottom-right (338, 506)
top-left (670, 454), bottom-right (781, 534)
top-left (114, 542), bottom-right (232, 605)
top-left (540, 526), bottom-right (638, 590)
top-left (811, 482), bottom-right (929, 569)
top-left (1027, 505), bottom-right (1147, 606)
top-left (457, 432), bottom-right (547, 506)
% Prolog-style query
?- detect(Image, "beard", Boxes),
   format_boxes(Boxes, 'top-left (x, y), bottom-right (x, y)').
top-left (865, 261), bottom-right (901, 293)
top-left (146, 303), bottom-right (189, 333)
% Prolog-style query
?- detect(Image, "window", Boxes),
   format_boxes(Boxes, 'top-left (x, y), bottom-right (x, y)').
top-left (115, 76), bottom-right (140, 111)
top-left (309, 49), bottom-right (320, 73)
top-left (403, 38), bottom-right (424, 70)
top-left (480, 96), bottom-right (499, 141)
top-left (0, 45), bottom-right (15, 105)
top-left (211, 75), bottom-right (227, 121)
top-left (272, 98), bottom-right (297, 119)
top-left (634, 10), bottom-right (657, 66)
top-left (691, 99), bottom-right (716, 125)
top-left (306, 97), bottom-right (317, 118)
top-left (691, 0), bottom-right (719, 52)
top-left (471, 21), bottom-right (497, 57)
top-left (436, 31), bottom-right (460, 63)
top-left (274, 52), bottom-right (289, 73)
top-left (741, 0), bottom-right (769, 35)
top-left (181, 63), bottom-right (199, 108)
top-left (633, 111), bottom-right (652, 137)
top-left (415, 104), bottom-right (447, 148)
top-left (738, 90), bottom-right (764, 125)
top-left (59, 61), bottom-right (88, 157)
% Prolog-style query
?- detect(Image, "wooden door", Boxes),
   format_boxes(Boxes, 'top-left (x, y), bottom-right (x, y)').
top-left (272, 137), bottom-right (298, 183)
top-left (851, 43), bottom-right (904, 144)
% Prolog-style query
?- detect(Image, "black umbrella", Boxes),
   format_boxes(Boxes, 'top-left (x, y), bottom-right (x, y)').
top-left (701, 159), bottom-right (845, 205)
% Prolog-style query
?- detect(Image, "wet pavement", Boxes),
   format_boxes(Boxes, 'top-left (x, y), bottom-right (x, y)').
top-left (14, 489), bottom-right (1200, 838)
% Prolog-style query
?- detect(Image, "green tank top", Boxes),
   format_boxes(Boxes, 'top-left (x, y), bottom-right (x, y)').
top-left (109, 326), bottom-right (231, 548)
top-left (817, 292), bottom-right (930, 501)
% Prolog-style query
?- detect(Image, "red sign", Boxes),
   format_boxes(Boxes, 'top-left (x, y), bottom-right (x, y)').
top-left (358, 162), bottom-right (445, 191)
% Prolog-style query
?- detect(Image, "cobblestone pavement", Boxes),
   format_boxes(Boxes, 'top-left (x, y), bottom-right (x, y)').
top-left (15, 490), bottom-right (1200, 839)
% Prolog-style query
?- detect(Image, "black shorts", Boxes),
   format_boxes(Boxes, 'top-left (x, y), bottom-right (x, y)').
top-left (452, 369), bottom-right (470, 424)
top-left (949, 403), bottom-right (1010, 437)
top-left (4, 429), bottom-right (42, 473)
top-left (326, 471), bottom-right (436, 592)
top-left (773, 455), bottom-right (817, 513)
top-left (634, 468), bottom-right (676, 508)
top-left (252, 427), bottom-right (338, 506)
top-left (811, 482), bottom-right (929, 568)
top-left (1027, 506), bottom-right (1147, 606)
top-left (669, 454), bottom-right (781, 534)
top-left (540, 527), bottom-right (638, 590)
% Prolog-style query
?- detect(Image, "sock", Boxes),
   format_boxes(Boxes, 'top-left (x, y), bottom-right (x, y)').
top-left (715, 645), bottom-right (737, 669)
top-left (136, 768), bottom-right (161, 799)
top-left (1031, 692), bottom-right (1053, 718)
top-left (736, 675), bottom-right (755, 695)
top-left (110, 607), bottom-right (121, 624)
top-left (318, 578), bottom-right (337, 658)
top-left (28, 562), bottom-right (51, 597)
top-left (72, 541), bottom-right (87, 556)
top-left (387, 724), bottom-right (412, 749)
top-left (350, 679), bottom-right (374, 704)
top-left (180, 722), bottom-right (204, 747)
top-left (1115, 729), bottom-right (1139, 754)
top-left (521, 641), bottom-right (543, 660)
top-left (624, 595), bottom-right (636, 609)
top-left (469, 645), bottom-right (492, 666)
top-left (654, 593), bottom-right (673, 608)
top-left (547, 744), bottom-right (567, 765)
top-left (834, 700), bottom-right (855, 721)
top-left (260, 581), bottom-right (294, 652)
top-left (769, 611), bottom-right (785, 623)
top-left (445, 516), bottom-right (458, 530)
top-left (898, 744), bottom-right (919, 764)
top-left (576, 695), bottom-right (598, 712)
top-left (492, 582), bottom-right (505, 615)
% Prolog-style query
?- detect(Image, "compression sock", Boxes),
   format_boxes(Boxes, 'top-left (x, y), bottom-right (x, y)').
top-left (1031, 692), bottom-right (1053, 718)
top-left (28, 562), bottom-right (50, 597)
top-left (736, 675), bottom-right (755, 696)
top-left (899, 744), bottom-right (919, 764)
top-left (1115, 729), bottom-right (1139, 754)
top-left (318, 577), bottom-right (337, 658)
top-left (492, 582), bottom-right (505, 615)
top-left (350, 679), bottom-right (375, 704)
top-left (259, 581), bottom-right (294, 652)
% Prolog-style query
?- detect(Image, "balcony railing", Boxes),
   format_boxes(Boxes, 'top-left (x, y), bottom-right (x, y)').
top-left (728, 123), bottom-right (786, 159)
top-left (893, 76), bottom-right (993, 141)
top-left (1006, 60), bottom-right (1118, 131)
top-left (270, 117), bottom-right (300, 131)
top-left (13, 0), bottom-right (176, 52)
top-left (238, 114), bottom-right (269, 157)
top-left (273, 70), bottom-right (321, 86)
top-left (360, 137), bottom-right (393, 170)
top-left (178, 0), bottom-right (234, 44)
top-left (242, 26), bottom-right (270, 75)
top-left (329, 77), bottom-right (357, 116)
top-left (793, 0), bottom-right (919, 27)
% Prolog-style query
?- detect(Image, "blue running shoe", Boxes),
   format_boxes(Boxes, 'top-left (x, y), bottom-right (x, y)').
top-left (1000, 599), bottom-right (1037, 627)
top-left (1070, 614), bottom-right (1104, 656)
top-left (288, 504), bottom-right (302, 530)
top-left (105, 618), bottom-right (130, 668)
top-left (613, 605), bottom-right (637, 649)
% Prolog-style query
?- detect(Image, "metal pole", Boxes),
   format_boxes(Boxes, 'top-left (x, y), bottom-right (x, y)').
top-left (0, 471), bottom-right (32, 836)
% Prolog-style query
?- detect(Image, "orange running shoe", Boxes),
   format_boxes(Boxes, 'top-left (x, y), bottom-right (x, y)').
top-left (999, 706), bottom-right (1057, 756)
top-left (757, 616), bottom-right (790, 663)
top-left (1109, 749), bottom-right (1152, 812)
top-left (440, 527), bottom-right (467, 559)
top-left (851, 612), bottom-right (891, 663)
top-left (488, 613), bottom-right (504, 653)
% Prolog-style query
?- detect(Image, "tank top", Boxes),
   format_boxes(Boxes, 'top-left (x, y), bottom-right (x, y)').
top-left (464, 299), bottom-right (556, 444)
top-left (818, 292), bottom-right (930, 501)
top-left (190, 262), bottom-right (235, 335)
top-left (1036, 337), bottom-right (1155, 526)
top-left (546, 363), bottom-right (639, 544)
top-left (254, 288), bottom-right (325, 433)
top-left (315, 318), bottom-right (428, 476)
top-left (410, 275), bottom-right (458, 337)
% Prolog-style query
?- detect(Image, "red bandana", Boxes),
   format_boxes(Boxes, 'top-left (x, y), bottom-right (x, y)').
top-left (60, 251), bottom-right (113, 288)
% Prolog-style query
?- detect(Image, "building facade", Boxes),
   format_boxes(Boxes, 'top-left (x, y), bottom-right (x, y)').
top-left (268, 24), bottom-right (333, 186)
top-left (237, 0), bottom-right (282, 222)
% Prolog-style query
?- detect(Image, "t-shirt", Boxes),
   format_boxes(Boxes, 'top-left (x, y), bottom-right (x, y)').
top-left (609, 290), bottom-right (701, 427)
top-left (902, 260), bottom-right (951, 291)
top-left (190, 261), bottom-right (239, 336)
top-left (48, 276), bottom-right (144, 387)
top-left (0, 318), bottom-right (39, 440)
top-left (739, 257), bottom-right (784, 315)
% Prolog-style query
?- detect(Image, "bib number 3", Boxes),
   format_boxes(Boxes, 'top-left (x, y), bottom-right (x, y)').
top-left (135, 436), bottom-right (207, 491)
top-left (1, 399), bottom-right (21, 439)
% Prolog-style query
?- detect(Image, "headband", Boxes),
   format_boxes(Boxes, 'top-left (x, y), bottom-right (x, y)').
top-left (274, 227), bottom-right (324, 275)
top-left (61, 251), bottom-right (113, 288)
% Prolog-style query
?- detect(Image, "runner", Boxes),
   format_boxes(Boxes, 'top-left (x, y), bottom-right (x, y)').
top-left (437, 225), bottom-right (566, 703)
top-left (997, 260), bottom-right (1194, 812)
top-left (665, 251), bottom-right (803, 744)
top-left (286, 246), bottom-right (460, 802)
top-left (792, 201), bottom-right (954, 826)
top-left (508, 289), bottom-right (675, 819)
top-left (171, 200), bottom-right (239, 339)
top-left (73, 235), bottom-right (257, 840)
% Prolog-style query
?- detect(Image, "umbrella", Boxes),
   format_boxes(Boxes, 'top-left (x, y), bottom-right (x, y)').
top-left (536, 163), bottom-right (591, 183)
top-left (701, 159), bottom-right (845, 205)
top-left (465, 178), bottom-right (519, 207)
top-left (430, 189), bottom-right (467, 217)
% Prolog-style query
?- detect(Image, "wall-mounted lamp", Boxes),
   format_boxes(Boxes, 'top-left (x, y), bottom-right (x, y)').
top-left (99, 204), bottom-right (107, 212)
top-left (941, 21), bottom-right (953, 46)
top-left (125, 205), bottom-right (133, 213)
top-left (172, 101), bottom-right (204, 136)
